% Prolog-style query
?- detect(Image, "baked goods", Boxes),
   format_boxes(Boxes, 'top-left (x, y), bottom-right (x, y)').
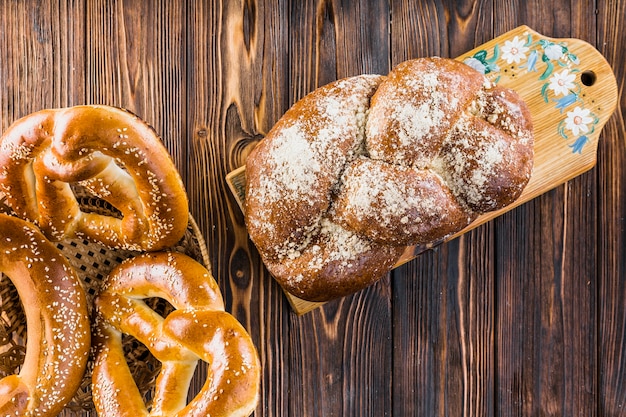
top-left (92, 252), bottom-right (261, 417)
top-left (0, 213), bottom-right (90, 416)
top-left (0, 105), bottom-right (189, 252)
top-left (245, 57), bottom-right (534, 301)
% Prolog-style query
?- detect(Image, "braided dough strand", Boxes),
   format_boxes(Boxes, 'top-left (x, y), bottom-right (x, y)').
top-left (0, 105), bottom-right (189, 251)
top-left (92, 252), bottom-right (261, 417)
top-left (0, 214), bottom-right (90, 416)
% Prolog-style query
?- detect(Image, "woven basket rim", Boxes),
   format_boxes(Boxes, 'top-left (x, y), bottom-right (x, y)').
top-left (187, 212), bottom-right (211, 273)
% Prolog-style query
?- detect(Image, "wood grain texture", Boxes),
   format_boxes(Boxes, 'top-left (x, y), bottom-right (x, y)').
top-left (0, 1), bottom-right (625, 416)
top-left (277, 2), bottom-right (395, 416)
top-left (492, 5), bottom-right (599, 416)
top-left (390, 4), bottom-right (496, 416)
top-left (596, 0), bottom-right (626, 414)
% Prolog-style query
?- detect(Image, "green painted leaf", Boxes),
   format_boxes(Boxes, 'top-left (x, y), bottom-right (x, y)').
top-left (541, 83), bottom-right (550, 103)
top-left (558, 120), bottom-right (568, 139)
top-left (539, 61), bottom-right (554, 80)
top-left (474, 50), bottom-right (487, 61)
top-left (525, 34), bottom-right (533, 47)
top-left (487, 44), bottom-right (500, 63)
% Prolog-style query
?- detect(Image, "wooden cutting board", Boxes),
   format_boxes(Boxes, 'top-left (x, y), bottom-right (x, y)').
top-left (226, 25), bottom-right (619, 315)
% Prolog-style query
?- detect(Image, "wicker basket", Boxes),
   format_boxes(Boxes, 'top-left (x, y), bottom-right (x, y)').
top-left (0, 189), bottom-right (210, 414)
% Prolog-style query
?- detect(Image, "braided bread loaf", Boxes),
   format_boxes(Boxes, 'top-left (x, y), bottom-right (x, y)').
top-left (245, 57), bottom-right (533, 302)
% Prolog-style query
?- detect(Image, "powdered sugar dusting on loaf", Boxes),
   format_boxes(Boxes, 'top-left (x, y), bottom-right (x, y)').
top-left (449, 122), bottom-right (499, 206)
top-left (319, 218), bottom-right (372, 262)
top-left (436, 108), bottom-right (529, 211)
top-left (263, 124), bottom-right (321, 196)
top-left (394, 102), bottom-right (445, 149)
top-left (290, 218), bottom-right (373, 281)
top-left (390, 71), bottom-right (450, 152)
top-left (366, 58), bottom-right (479, 167)
top-left (338, 160), bottom-right (443, 229)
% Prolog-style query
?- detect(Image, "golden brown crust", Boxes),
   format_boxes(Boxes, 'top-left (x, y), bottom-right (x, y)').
top-left (0, 105), bottom-right (189, 251)
top-left (263, 215), bottom-right (406, 301)
top-left (245, 57), bottom-right (534, 302)
top-left (92, 252), bottom-right (261, 417)
top-left (0, 214), bottom-right (90, 416)
top-left (366, 58), bottom-right (487, 166)
top-left (333, 158), bottom-right (476, 246)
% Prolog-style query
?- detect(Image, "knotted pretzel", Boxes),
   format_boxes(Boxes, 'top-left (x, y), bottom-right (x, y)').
top-left (0, 105), bottom-right (189, 252)
top-left (0, 213), bottom-right (90, 416)
top-left (245, 57), bottom-right (534, 301)
top-left (92, 251), bottom-right (261, 417)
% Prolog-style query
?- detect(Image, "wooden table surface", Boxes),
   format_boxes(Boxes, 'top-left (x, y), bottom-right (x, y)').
top-left (1, 1), bottom-right (625, 416)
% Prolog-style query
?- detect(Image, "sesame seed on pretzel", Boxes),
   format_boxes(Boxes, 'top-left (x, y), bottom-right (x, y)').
top-left (0, 214), bottom-right (90, 416)
top-left (0, 105), bottom-right (189, 252)
top-left (92, 251), bottom-right (261, 417)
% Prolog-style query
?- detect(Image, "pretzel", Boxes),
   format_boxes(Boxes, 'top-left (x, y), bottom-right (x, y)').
top-left (245, 57), bottom-right (534, 301)
top-left (0, 213), bottom-right (90, 416)
top-left (0, 105), bottom-right (189, 252)
top-left (92, 251), bottom-right (261, 417)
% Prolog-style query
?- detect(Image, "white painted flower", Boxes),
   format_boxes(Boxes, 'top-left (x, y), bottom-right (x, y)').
top-left (544, 43), bottom-right (564, 60)
top-left (565, 106), bottom-right (593, 136)
top-left (501, 36), bottom-right (529, 64)
top-left (549, 69), bottom-right (576, 96)
top-left (464, 57), bottom-right (486, 74)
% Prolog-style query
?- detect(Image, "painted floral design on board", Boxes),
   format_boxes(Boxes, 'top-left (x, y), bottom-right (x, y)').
top-left (464, 31), bottom-right (598, 153)
top-left (501, 36), bottom-right (529, 64)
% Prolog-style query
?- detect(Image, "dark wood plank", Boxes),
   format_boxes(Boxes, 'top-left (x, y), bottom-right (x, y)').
top-left (185, 1), bottom-right (301, 414)
top-left (84, 0), bottom-right (187, 169)
top-left (392, 233), bottom-right (496, 417)
top-left (184, 2), bottom-right (273, 414)
top-left (492, 2), bottom-right (600, 416)
top-left (495, 187), bottom-right (597, 416)
top-left (596, 0), bottom-right (626, 414)
top-left (389, 2), bottom-right (497, 416)
top-left (278, 1), bottom-right (394, 416)
top-left (0, 0), bottom-right (85, 124)
top-left (287, 285), bottom-right (392, 416)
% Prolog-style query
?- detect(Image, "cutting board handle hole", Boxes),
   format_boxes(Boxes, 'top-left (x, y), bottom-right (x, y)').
top-left (581, 70), bottom-right (597, 86)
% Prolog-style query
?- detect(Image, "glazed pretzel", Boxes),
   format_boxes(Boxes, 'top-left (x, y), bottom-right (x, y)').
top-left (0, 105), bottom-right (189, 252)
top-left (92, 251), bottom-right (261, 417)
top-left (245, 57), bottom-right (534, 301)
top-left (0, 213), bottom-right (90, 416)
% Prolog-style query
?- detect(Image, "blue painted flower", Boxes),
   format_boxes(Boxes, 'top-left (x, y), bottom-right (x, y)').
top-left (520, 50), bottom-right (539, 72)
top-left (553, 92), bottom-right (579, 112)
top-left (569, 135), bottom-right (589, 154)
